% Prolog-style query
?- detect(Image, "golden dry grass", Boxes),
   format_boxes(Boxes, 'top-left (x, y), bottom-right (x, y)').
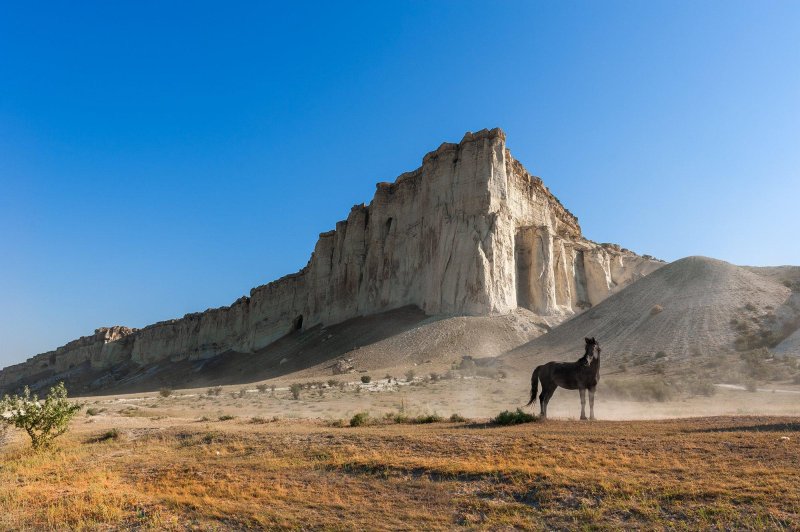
top-left (1, 416), bottom-right (799, 530)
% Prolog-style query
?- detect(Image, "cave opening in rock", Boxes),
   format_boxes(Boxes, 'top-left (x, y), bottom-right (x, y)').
top-left (292, 315), bottom-right (303, 331)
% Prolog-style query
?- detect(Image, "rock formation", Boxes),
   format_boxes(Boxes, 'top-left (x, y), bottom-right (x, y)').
top-left (0, 128), bottom-right (663, 391)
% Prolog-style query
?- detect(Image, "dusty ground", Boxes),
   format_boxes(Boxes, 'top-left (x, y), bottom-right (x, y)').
top-left (78, 372), bottom-right (800, 422)
top-left (1, 377), bottom-right (799, 530)
top-left (1, 412), bottom-right (799, 530)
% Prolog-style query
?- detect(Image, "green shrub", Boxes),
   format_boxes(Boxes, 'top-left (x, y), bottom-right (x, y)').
top-left (159, 388), bottom-right (173, 398)
top-left (493, 408), bottom-right (537, 425)
top-left (360, 375), bottom-right (372, 384)
top-left (349, 412), bottom-right (370, 427)
top-left (218, 415), bottom-right (235, 421)
top-left (289, 383), bottom-right (302, 400)
top-left (207, 386), bottom-right (223, 396)
top-left (327, 379), bottom-right (338, 388)
top-left (449, 413), bottom-right (467, 423)
top-left (412, 413), bottom-right (443, 424)
top-left (0, 382), bottom-right (82, 450)
top-left (256, 384), bottom-right (270, 393)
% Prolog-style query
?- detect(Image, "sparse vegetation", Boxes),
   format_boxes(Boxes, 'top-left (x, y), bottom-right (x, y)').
top-left (89, 428), bottom-right (120, 443)
top-left (686, 378), bottom-right (717, 397)
top-left (386, 412), bottom-right (444, 424)
top-left (405, 369), bottom-right (415, 382)
top-left (218, 415), bottom-right (235, 421)
top-left (349, 412), bottom-right (370, 427)
top-left (0, 417), bottom-right (796, 529)
top-left (290, 383), bottom-right (302, 400)
top-left (207, 386), bottom-right (223, 396)
top-left (85, 407), bottom-right (105, 416)
top-left (493, 408), bottom-right (537, 425)
top-left (159, 388), bottom-right (173, 398)
top-left (360, 375), bottom-right (372, 384)
top-left (449, 413), bottom-right (467, 422)
top-left (256, 384), bottom-right (270, 393)
top-left (0, 382), bottom-right (82, 449)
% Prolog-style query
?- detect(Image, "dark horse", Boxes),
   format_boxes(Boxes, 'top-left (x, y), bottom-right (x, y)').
top-left (525, 337), bottom-right (601, 420)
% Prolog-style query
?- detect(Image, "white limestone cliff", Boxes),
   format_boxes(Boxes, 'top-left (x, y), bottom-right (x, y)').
top-left (0, 128), bottom-right (663, 389)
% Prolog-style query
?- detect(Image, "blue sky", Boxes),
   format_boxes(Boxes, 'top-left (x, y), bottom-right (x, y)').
top-left (1, 1), bottom-right (799, 366)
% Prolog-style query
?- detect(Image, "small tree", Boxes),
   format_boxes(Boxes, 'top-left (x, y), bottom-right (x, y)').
top-left (0, 382), bottom-right (82, 450)
top-left (289, 383), bottom-right (302, 400)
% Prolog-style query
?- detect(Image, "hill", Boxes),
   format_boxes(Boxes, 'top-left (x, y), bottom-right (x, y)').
top-left (502, 256), bottom-right (799, 370)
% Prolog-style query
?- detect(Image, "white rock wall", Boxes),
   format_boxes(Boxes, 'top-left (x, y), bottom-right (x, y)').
top-left (1, 128), bottom-right (663, 388)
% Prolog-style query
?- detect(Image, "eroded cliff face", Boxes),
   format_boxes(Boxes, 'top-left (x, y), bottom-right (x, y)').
top-left (0, 128), bottom-right (663, 389)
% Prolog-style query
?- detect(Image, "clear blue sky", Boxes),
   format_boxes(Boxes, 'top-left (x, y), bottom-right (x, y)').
top-left (1, 2), bottom-right (799, 366)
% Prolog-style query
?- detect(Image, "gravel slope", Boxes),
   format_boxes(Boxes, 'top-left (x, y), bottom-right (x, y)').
top-left (502, 256), bottom-right (795, 367)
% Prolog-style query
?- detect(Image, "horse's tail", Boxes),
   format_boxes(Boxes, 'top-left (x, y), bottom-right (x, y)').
top-left (525, 366), bottom-right (541, 407)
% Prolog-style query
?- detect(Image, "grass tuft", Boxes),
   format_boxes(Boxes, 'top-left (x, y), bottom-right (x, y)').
top-left (493, 408), bottom-right (538, 425)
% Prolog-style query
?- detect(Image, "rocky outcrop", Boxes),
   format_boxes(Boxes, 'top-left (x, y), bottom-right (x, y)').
top-left (0, 128), bottom-right (663, 391)
top-left (0, 326), bottom-right (136, 390)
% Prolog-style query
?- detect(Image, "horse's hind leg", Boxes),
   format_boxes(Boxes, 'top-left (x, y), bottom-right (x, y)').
top-left (588, 386), bottom-right (596, 420)
top-left (579, 388), bottom-right (587, 420)
top-left (540, 386), bottom-right (555, 419)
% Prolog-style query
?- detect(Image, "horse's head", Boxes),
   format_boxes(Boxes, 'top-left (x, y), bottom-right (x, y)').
top-left (584, 337), bottom-right (601, 363)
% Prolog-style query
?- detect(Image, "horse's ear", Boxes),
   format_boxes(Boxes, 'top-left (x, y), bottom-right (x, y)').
top-left (591, 337), bottom-right (596, 343)
top-left (585, 337), bottom-right (591, 344)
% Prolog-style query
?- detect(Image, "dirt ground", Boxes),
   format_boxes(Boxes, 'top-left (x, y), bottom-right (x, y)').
top-left (1, 377), bottom-right (799, 530)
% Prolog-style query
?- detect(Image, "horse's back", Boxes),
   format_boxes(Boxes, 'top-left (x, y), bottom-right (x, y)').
top-left (549, 361), bottom-right (593, 390)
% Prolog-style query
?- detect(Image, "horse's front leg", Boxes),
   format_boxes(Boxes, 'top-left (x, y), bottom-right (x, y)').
top-left (588, 387), bottom-right (596, 420)
top-left (579, 388), bottom-right (587, 420)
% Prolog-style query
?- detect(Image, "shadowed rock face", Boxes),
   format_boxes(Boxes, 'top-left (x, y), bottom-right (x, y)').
top-left (0, 128), bottom-right (662, 392)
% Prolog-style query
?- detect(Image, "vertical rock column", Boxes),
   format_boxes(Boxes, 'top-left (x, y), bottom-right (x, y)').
top-left (583, 249), bottom-right (614, 306)
top-left (515, 225), bottom-right (558, 314)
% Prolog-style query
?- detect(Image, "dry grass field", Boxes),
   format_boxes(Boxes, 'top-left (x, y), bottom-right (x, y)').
top-left (1, 377), bottom-right (799, 530)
